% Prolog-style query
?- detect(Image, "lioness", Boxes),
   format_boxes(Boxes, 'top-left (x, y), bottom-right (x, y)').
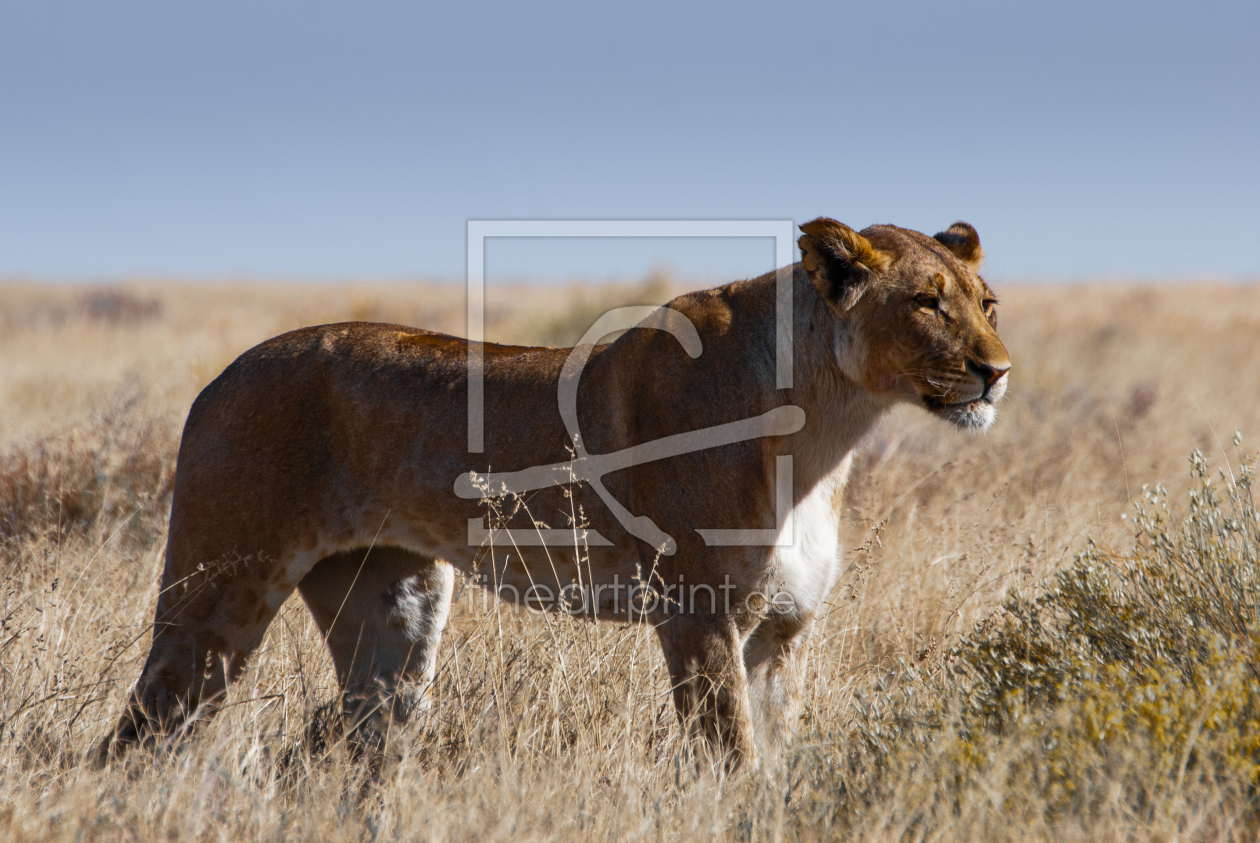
top-left (101, 218), bottom-right (1009, 770)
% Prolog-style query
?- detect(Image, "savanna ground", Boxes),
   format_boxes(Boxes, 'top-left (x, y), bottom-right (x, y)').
top-left (2, 276), bottom-right (1260, 841)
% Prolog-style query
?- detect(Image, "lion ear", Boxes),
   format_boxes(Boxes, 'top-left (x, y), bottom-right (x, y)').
top-left (933, 222), bottom-right (984, 269)
top-left (798, 218), bottom-right (890, 311)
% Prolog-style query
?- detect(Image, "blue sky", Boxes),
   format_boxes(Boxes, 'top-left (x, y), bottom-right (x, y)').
top-left (2, 1), bottom-right (1257, 282)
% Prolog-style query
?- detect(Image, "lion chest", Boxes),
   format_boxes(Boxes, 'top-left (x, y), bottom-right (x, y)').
top-left (762, 478), bottom-right (843, 624)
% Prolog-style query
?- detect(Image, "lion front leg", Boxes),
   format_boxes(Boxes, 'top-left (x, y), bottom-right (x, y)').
top-left (656, 613), bottom-right (758, 773)
top-left (743, 614), bottom-right (813, 757)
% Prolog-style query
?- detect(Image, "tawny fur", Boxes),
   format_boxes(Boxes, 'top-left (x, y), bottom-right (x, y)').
top-left (101, 219), bottom-right (1011, 771)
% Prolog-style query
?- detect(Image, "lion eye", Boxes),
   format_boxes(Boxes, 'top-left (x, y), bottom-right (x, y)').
top-left (915, 294), bottom-right (941, 311)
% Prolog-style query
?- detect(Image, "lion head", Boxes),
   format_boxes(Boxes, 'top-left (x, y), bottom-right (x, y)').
top-left (798, 217), bottom-right (1011, 432)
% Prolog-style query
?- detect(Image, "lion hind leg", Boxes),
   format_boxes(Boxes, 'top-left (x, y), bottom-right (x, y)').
top-left (298, 546), bottom-right (454, 745)
top-left (97, 548), bottom-right (298, 762)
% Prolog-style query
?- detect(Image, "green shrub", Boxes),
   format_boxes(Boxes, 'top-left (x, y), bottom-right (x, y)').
top-left (818, 439), bottom-right (1260, 835)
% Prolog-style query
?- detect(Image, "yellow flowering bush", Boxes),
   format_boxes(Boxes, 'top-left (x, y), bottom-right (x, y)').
top-left (806, 441), bottom-right (1260, 837)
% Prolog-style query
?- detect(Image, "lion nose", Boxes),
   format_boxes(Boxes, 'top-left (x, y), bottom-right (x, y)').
top-left (968, 360), bottom-right (1010, 390)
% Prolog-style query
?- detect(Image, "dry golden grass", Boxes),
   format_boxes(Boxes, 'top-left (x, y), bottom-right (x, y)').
top-left (1, 277), bottom-right (1259, 841)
